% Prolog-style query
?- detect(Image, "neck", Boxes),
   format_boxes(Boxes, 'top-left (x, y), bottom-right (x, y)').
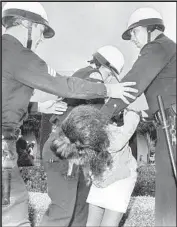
top-left (4, 26), bottom-right (28, 48)
top-left (140, 30), bottom-right (163, 50)
top-left (98, 67), bottom-right (113, 83)
top-left (90, 63), bottom-right (97, 69)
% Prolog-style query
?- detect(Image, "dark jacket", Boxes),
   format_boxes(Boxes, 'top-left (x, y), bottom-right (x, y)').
top-left (101, 33), bottom-right (176, 118)
top-left (2, 34), bottom-right (107, 130)
top-left (40, 66), bottom-right (105, 152)
top-left (49, 66), bottom-right (105, 126)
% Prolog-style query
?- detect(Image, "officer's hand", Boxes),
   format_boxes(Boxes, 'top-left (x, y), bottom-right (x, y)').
top-left (38, 99), bottom-right (68, 115)
top-left (105, 82), bottom-right (138, 104)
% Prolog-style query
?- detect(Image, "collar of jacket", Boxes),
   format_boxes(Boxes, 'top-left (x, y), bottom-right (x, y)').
top-left (140, 33), bottom-right (165, 54)
top-left (154, 33), bottom-right (165, 40)
top-left (2, 34), bottom-right (24, 47)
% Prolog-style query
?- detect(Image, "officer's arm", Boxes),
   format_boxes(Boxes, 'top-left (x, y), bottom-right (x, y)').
top-left (14, 49), bottom-right (107, 100)
top-left (101, 42), bottom-right (168, 118)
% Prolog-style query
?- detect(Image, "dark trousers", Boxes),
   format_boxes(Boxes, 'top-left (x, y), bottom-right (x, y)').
top-left (2, 166), bottom-right (30, 227)
top-left (39, 128), bottom-right (90, 227)
top-left (155, 125), bottom-right (176, 226)
top-left (2, 128), bottom-right (30, 227)
top-left (39, 114), bottom-right (53, 157)
top-left (2, 136), bottom-right (30, 227)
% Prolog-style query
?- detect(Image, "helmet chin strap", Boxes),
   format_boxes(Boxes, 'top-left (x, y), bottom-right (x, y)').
top-left (27, 22), bottom-right (32, 49)
top-left (147, 29), bottom-right (151, 43)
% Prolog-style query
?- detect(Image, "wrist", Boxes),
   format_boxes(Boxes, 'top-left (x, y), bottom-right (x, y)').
top-left (37, 102), bottom-right (41, 112)
top-left (105, 84), bottom-right (110, 98)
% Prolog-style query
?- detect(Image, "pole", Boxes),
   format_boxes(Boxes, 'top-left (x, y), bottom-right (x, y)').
top-left (157, 95), bottom-right (176, 182)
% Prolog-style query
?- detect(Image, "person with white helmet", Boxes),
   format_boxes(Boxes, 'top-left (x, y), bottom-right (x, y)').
top-left (84, 46), bottom-right (145, 227)
top-left (101, 7), bottom-right (176, 227)
top-left (2, 2), bottom-right (139, 226)
top-left (40, 45), bottom-right (146, 227)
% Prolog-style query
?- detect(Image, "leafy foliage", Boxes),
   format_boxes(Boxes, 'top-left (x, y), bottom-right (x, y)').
top-left (20, 164), bottom-right (155, 196)
top-left (20, 114), bottom-right (41, 140)
top-left (28, 192), bottom-right (155, 227)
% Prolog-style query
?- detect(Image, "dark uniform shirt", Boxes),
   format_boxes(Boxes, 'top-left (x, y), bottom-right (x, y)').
top-left (49, 66), bottom-right (105, 126)
top-left (101, 33), bottom-right (176, 118)
top-left (2, 34), bottom-right (107, 129)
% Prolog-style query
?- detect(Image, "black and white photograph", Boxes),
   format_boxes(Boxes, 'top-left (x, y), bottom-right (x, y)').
top-left (1, 1), bottom-right (176, 227)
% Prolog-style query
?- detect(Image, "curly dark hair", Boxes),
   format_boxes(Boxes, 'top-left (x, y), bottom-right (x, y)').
top-left (51, 105), bottom-right (113, 182)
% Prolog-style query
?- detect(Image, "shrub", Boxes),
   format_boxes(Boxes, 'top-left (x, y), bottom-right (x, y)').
top-left (20, 164), bottom-right (155, 196)
top-left (132, 164), bottom-right (155, 197)
top-left (20, 166), bottom-right (47, 193)
top-left (28, 192), bottom-right (155, 227)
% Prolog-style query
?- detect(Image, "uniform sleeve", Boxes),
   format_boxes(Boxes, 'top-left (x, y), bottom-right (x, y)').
top-left (101, 42), bottom-right (168, 118)
top-left (13, 48), bottom-right (107, 99)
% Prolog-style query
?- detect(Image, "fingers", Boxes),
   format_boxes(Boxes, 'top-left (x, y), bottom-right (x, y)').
top-left (55, 101), bottom-right (67, 106)
top-left (54, 103), bottom-right (67, 109)
top-left (123, 92), bottom-right (136, 100)
top-left (52, 111), bottom-right (66, 115)
top-left (123, 87), bottom-right (138, 93)
top-left (122, 82), bottom-right (136, 86)
top-left (121, 91), bottom-right (137, 104)
top-left (121, 96), bottom-right (130, 105)
top-left (55, 103), bottom-right (67, 108)
top-left (56, 97), bottom-right (63, 101)
top-left (55, 107), bottom-right (67, 112)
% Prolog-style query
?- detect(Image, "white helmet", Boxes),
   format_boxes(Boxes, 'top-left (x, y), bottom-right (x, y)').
top-left (122, 7), bottom-right (164, 40)
top-left (2, 2), bottom-right (55, 38)
top-left (92, 45), bottom-right (124, 75)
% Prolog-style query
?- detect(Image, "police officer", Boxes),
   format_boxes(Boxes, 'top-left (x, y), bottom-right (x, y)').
top-left (101, 7), bottom-right (176, 226)
top-left (2, 2), bottom-right (138, 226)
top-left (39, 45), bottom-right (129, 227)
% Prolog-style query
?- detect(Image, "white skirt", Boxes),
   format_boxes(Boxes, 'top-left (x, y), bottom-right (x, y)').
top-left (86, 170), bottom-right (137, 213)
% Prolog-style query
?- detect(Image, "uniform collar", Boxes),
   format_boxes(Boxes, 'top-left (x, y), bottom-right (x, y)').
top-left (140, 33), bottom-right (165, 55)
top-left (2, 34), bottom-right (24, 47)
top-left (154, 33), bottom-right (165, 40)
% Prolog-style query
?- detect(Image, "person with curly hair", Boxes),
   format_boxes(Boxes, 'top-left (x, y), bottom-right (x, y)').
top-left (2, 2), bottom-right (138, 225)
top-left (39, 45), bottom-right (148, 227)
top-left (51, 104), bottom-right (140, 227)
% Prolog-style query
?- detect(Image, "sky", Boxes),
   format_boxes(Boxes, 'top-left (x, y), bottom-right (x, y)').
top-left (37, 2), bottom-right (176, 74)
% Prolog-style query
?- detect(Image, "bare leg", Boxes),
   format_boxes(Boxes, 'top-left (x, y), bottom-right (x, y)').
top-left (100, 208), bottom-right (123, 227)
top-left (86, 204), bottom-right (104, 227)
